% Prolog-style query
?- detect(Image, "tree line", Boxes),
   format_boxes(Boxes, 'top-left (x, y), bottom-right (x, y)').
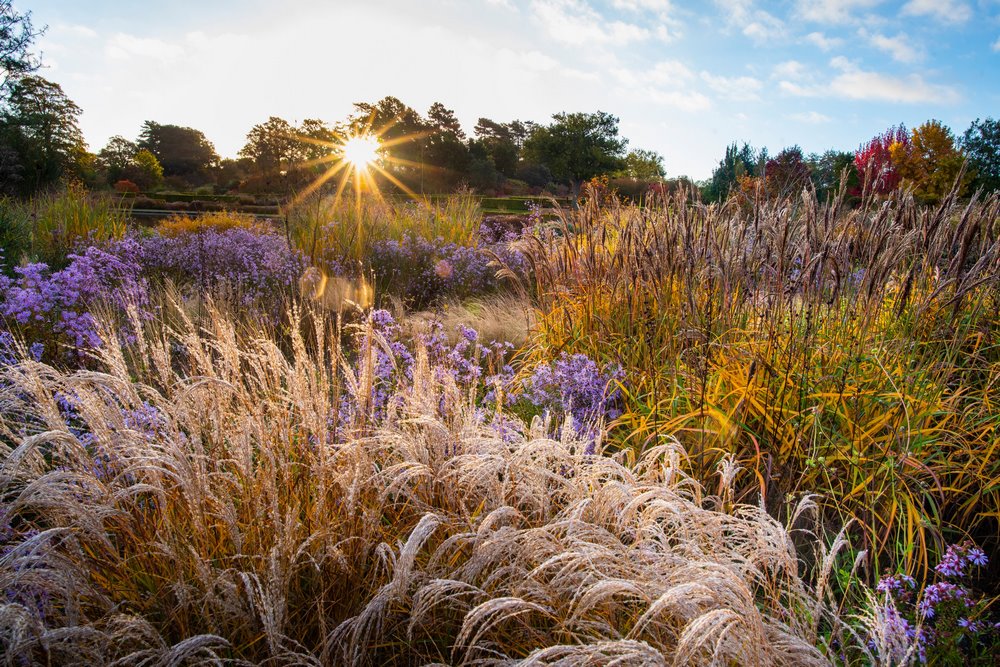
top-left (1, 2), bottom-right (998, 204)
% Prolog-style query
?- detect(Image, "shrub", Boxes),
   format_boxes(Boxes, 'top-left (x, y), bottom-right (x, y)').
top-left (155, 211), bottom-right (265, 237)
top-left (113, 179), bottom-right (139, 194)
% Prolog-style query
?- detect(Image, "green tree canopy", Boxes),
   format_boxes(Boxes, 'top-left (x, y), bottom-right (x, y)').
top-left (807, 150), bottom-right (858, 203)
top-left (97, 135), bottom-right (138, 183)
top-left (703, 142), bottom-right (759, 203)
top-left (962, 117), bottom-right (1000, 194)
top-left (122, 148), bottom-right (163, 190)
top-left (239, 116), bottom-right (297, 174)
top-left (137, 120), bottom-right (219, 184)
top-left (617, 148), bottom-right (666, 180)
top-left (0, 75), bottom-right (85, 194)
top-left (348, 96), bottom-right (430, 192)
top-left (522, 111), bottom-right (627, 198)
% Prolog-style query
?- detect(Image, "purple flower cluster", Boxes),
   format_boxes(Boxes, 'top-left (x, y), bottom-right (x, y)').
top-left (918, 582), bottom-right (972, 619)
top-left (370, 235), bottom-right (495, 308)
top-left (935, 541), bottom-right (988, 577)
top-left (334, 311), bottom-right (517, 439)
top-left (869, 541), bottom-right (996, 665)
top-left (141, 227), bottom-right (305, 307)
top-left (523, 352), bottom-right (623, 426)
top-left (0, 239), bottom-right (148, 354)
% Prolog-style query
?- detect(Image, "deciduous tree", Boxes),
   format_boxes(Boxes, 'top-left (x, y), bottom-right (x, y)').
top-left (522, 111), bottom-right (627, 200)
top-left (98, 135), bottom-right (138, 183)
top-left (1, 1), bottom-right (44, 100)
top-left (617, 148), bottom-right (666, 180)
top-left (890, 119), bottom-right (969, 203)
top-left (0, 75), bottom-right (85, 194)
top-left (763, 146), bottom-right (811, 199)
top-left (137, 121), bottom-right (219, 184)
top-left (855, 124), bottom-right (907, 195)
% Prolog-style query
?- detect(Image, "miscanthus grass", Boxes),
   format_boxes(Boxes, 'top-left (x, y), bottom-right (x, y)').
top-left (504, 184), bottom-right (1000, 576)
top-left (1, 302), bottom-right (850, 665)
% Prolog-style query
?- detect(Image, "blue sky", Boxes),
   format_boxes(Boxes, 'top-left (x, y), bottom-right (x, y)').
top-left (21, 0), bottom-right (1000, 179)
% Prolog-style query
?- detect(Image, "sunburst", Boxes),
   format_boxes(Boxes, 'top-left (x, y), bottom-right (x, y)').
top-left (288, 112), bottom-right (436, 210)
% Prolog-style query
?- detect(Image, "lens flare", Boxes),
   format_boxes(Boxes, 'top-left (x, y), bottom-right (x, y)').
top-left (342, 134), bottom-right (380, 169)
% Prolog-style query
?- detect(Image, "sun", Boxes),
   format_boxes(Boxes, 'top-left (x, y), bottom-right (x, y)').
top-left (287, 114), bottom-right (435, 209)
top-left (341, 134), bottom-right (381, 169)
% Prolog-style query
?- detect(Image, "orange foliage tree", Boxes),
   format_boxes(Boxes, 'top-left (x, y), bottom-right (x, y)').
top-left (889, 120), bottom-right (970, 204)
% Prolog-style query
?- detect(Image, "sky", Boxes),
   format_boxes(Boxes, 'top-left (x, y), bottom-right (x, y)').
top-left (19, 0), bottom-right (1000, 180)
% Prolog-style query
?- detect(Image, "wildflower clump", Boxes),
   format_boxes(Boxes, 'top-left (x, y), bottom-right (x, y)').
top-left (865, 541), bottom-right (998, 665)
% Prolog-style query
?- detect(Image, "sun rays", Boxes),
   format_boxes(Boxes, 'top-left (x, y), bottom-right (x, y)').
top-left (288, 113), bottom-right (435, 210)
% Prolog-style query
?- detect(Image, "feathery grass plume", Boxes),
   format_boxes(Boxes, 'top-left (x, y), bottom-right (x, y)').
top-left (508, 185), bottom-right (1000, 576)
top-left (1, 301), bottom-right (847, 665)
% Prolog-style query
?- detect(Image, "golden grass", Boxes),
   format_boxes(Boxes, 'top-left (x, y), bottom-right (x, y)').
top-left (155, 211), bottom-right (266, 237)
top-left (0, 302), bottom-right (849, 665)
top-left (504, 186), bottom-right (1000, 576)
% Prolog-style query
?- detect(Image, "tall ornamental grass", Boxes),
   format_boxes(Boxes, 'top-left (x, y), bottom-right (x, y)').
top-left (506, 185), bottom-right (1000, 575)
top-left (28, 184), bottom-right (128, 267)
top-left (285, 192), bottom-right (482, 267)
top-left (0, 303), bottom-right (849, 666)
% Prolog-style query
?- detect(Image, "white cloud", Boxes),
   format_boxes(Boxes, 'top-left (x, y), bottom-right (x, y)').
top-left (772, 60), bottom-right (806, 79)
top-left (530, 0), bottom-right (651, 45)
top-left (780, 57), bottom-right (960, 104)
top-left (52, 24), bottom-right (98, 39)
top-left (645, 88), bottom-right (712, 111)
top-left (713, 0), bottom-right (785, 42)
top-left (788, 111), bottom-right (832, 123)
top-left (993, 37), bottom-right (1000, 52)
top-left (804, 31), bottom-right (843, 51)
top-left (901, 0), bottom-right (972, 24)
top-left (105, 33), bottom-right (185, 62)
top-left (796, 0), bottom-right (882, 24)
top-left (611, 61), bottom-right (707, 111)
top-left (611, 0), bottom-right (672, 11)
top-left (485, 0), bottom-right (518, 10)
top-left (700, 71), bottom-right (763, 100)
top-left (861, 30), bottom-right (924, 63)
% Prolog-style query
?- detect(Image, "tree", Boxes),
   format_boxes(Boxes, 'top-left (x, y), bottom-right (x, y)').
top-left (703, 142), bottom-right (759, 203)
top-left (617, 148), bottom-right (665, 180)
top-left (522, 111), bottom-right (627, 199)
top-left (98, 135), bottom-right (138, 183)
top-left (137, 121), bottom-right (218, 184)
top-left (1, 1), bottom-right (44, 101)
top-left (349, 96), bottom-right (429, 191)
top-left (855, 125), bottom-right (908, 196)
top-left (121, 148), bottom-right (163, 190)
top-left (473, 117), bottom-right (534, 177)
top-left (239, 116), bottom-right (297, 174)
top-left (763, 146), bottom-right (811, 199)
top-left (890, 120), bottom-right (969, 204)
top-left (962, 117), bottom-right (1000, 194)
top-left (0, 75), bottom-right (85, 194)
top-left (295, 118), bottom-right (336, 164)
top-left (807, 150), bottom-right (858, 203)
top-left (423, 102), bottom-right (470, 189)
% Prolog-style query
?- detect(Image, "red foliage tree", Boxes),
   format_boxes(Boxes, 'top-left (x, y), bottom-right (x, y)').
top-left (854, 125), bottom-right (909, 195)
